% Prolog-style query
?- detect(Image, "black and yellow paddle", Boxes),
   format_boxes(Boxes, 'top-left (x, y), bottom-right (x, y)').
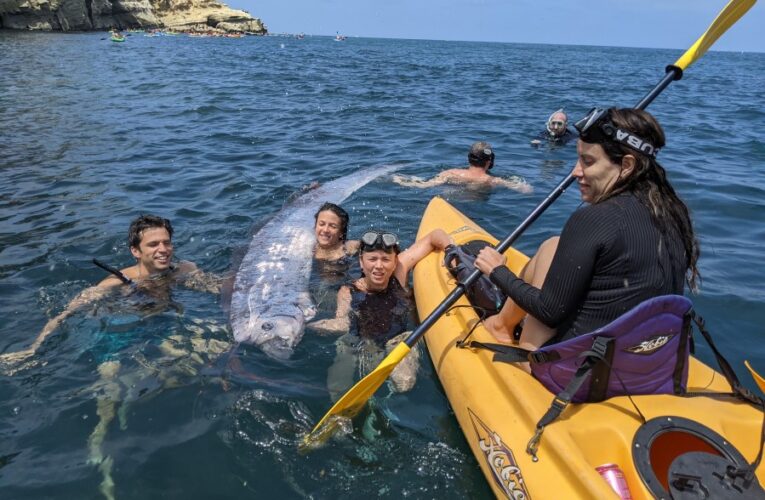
top-left (304, 0), bottom-right (757, 444)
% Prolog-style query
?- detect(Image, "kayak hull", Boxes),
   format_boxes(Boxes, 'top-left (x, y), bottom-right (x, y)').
top-left (413, 196), bottom-right (764, 499)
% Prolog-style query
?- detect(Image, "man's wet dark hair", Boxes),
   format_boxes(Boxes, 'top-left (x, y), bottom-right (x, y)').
top-left (128, 215), bottom-right (173, 249)
top-left (467, 141), bottom-right (495, 169)
top-left (314, 202), bottom-right (349, 242)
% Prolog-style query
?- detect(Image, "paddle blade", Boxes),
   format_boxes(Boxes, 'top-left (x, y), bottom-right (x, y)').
top-left (673, 0), bottom-right (756, 70)
top-left (745, 360), bottom-right (765, 394)
top-left (303, 342), bottom-right (411, 445)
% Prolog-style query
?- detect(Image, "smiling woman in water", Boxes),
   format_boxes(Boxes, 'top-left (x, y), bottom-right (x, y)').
top-left (313, 202), bottom-right (360, 262)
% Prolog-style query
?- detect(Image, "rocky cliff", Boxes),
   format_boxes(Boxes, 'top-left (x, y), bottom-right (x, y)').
top-left (0, 0), bottom-right (266, 33)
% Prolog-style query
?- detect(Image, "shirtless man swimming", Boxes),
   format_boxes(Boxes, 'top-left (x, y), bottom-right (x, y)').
top-left (0, 214), bottom-right (227, 500)
top-left (0, 214), bottom-right (220, 364)
top-left (392, 141), bottom-right (532, 193)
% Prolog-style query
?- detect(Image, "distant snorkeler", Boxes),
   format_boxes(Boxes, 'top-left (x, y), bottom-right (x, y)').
top-left (531, 109), bottom-right (575, 146)
top-left (0, 214), bottom-right (229, 500)
top-left (393, 141), bottom-right (532, 193)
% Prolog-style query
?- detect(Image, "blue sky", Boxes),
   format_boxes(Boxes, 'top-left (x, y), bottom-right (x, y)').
top-left (234, 0), bottom-right (764, 53)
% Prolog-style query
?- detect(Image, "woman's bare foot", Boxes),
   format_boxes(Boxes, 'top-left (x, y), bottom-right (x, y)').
top-left (484, 315), bottom-right (515, 344)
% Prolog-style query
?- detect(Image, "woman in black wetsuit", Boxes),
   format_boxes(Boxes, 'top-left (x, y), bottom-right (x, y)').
top-left (310, 227), bottom-right (452, 400)
top-left (475, 108), bottom-right (700, 361)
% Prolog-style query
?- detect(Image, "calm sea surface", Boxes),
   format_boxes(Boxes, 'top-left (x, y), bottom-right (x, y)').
top-left (1, 32), bottom-right (764, 499)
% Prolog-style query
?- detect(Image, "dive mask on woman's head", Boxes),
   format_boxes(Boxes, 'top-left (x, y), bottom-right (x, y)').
top-left (360, 231), bottom-right (400, 253)
top-left (575, 107), bottom-right (660, 158)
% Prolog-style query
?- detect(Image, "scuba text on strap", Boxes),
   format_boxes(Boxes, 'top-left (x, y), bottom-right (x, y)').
top-left (92, 258), bottom-right (135, 286)
top-left (574, 107), bottom-right (660, 158)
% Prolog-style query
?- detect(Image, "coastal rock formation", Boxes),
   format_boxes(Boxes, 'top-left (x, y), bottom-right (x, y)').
top-left (0, 0), bottom-right (266, 33)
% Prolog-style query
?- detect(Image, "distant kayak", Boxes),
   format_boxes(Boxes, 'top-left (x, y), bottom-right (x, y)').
top-left (110, 35), bottom-right (125, 43)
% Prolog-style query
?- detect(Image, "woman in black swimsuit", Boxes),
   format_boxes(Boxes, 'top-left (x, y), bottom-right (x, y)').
top-left (310, 228), bottom-right (452, 399)
top-left (475, 108), bottom-right (700, 363)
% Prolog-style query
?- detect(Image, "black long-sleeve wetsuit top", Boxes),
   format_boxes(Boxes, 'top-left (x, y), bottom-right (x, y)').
top-left (489, 192), bottom-right (687, 343)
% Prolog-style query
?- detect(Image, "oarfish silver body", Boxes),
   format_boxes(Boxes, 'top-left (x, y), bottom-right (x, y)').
top-left (230, 165), bottom-right (400, 359)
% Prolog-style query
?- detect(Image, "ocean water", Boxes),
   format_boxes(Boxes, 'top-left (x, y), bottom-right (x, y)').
top-left (1, 32), bottom-right (764, 498)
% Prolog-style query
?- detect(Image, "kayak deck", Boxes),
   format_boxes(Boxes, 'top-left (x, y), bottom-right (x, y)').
top-left (413, 196), bottom-right (764, 499)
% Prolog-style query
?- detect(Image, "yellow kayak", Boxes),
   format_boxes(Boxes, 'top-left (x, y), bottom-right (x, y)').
top-left (413, 196), bottom-right (764, 499)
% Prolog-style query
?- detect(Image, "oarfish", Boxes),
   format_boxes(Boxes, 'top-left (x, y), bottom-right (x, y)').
top-left (230, 165), bottom-right (401, 359)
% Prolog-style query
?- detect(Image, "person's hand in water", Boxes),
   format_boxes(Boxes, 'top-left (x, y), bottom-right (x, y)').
top-left (307, 317), bottom-right (349, 335)
top-left (0, 348), bottom-right (36, 366)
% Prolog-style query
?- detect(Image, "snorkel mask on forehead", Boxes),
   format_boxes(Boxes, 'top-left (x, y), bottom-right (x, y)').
top-left (360, 231), bottom-right (400, 253)
top-left (575, 108), bottom-right (660, 158)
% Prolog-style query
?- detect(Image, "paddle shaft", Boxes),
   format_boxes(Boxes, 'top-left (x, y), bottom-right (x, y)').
top-left (405, 67), bottom-right (683, 350)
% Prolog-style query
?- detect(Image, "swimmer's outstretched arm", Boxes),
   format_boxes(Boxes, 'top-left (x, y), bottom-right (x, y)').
top-left (392, 173), bottom-right (448, 188)
top-left (307, 286), bottom-right (351, 334)
top-left (491, 175), bottom-right (533, 194)
top-left (0, 279), bottom-right (119, 365)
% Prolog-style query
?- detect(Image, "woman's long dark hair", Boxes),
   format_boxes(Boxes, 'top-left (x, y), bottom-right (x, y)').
top-left (599, 108), bottom-right (701, 291)
top-left (314, 202), bottom-right (349, 242)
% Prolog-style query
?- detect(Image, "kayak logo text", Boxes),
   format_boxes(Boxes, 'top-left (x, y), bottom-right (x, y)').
top-left (623, 333), bottom-right (675, 355)
top-left (468, 408), bottom-right (531, 500)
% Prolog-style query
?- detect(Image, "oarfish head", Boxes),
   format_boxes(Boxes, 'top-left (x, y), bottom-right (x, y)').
top-left (247, 306), bottom-right (306, 360)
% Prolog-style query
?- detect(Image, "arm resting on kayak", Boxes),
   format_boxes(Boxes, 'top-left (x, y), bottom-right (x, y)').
top-left (395, 229), bottom-right (453, 286)
top-left (308, 286), bottom-right (351, 334)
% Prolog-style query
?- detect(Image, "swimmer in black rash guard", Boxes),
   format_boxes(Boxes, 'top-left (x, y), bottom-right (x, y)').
top-left (475, 108), bottom-right (700, 369)
top-left (310, 228), bottom-right (452, 399)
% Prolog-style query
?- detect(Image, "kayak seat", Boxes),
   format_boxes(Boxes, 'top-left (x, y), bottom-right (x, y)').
top-left (531, 294), bottom-right (692, 402)
top-left (485, 295), bottom-right (693, 403)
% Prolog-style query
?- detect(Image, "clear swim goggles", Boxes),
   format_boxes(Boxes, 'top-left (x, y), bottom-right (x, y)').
top-left (360, 231), bottom-right (400, 252)
top-left (574, 107), bottom-right (660, 158)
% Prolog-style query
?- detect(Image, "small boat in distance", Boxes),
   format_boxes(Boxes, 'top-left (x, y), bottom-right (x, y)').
top-left (334, 32), bottom-right (346, 41)
top-left (110, 30), bottom-right (125, 42)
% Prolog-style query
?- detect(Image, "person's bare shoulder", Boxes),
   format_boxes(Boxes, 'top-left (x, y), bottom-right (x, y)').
top-left (96, 264), bottom-right (137, 288)
top-left (96, 276), bottom-right (123, 289)
top-left (439, 168), bottom-right (463, 177)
